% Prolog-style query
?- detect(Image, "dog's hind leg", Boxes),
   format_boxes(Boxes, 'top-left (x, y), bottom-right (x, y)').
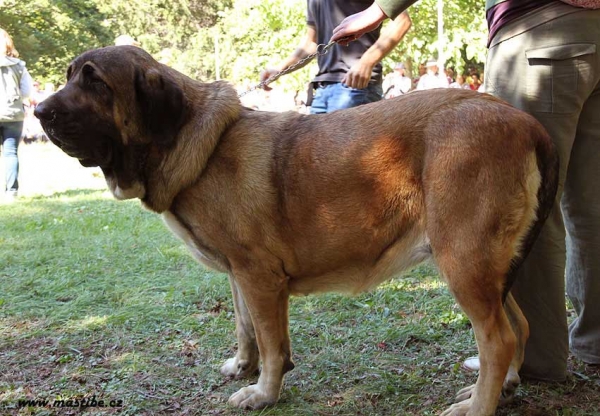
top-left (220, 275), bottom-right (260, 379)
top-left (435, 251), bottom-right (516, 416)
top-left (454, 291), bottom-right (529, 407)
top-left (499, 292), bottom-right (528, 403)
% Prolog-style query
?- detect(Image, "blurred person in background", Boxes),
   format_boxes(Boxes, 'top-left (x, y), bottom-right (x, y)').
top-left (449, 74), bottom-right (470, 89)
top-left (1, 28), bottom-right (33, 202)
top-left (383, 62), bottom-right (412, 98)
top-left (415, 60), bottom-right (449, 90)
top-left (115, 34), bottom-right (141, 47)
top-left (260, 0), bottom-right (412, 114)
top-left (469, 73), bottom-right (482, 91)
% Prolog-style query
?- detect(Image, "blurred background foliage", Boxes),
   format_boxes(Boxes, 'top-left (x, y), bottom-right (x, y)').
top-left (0, 0), bottom-right (486, 92)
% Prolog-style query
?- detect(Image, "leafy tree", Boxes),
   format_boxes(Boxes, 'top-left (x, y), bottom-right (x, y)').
top-left (2, 0), bottom-right (486, 90)
top-left (1, 0), bottom-right (229, 85)
top-left (95, 0), bottom-right (231, 58)
top-left (1, 0), bottom-right (113, 85)
top-left (206, 0), bottom-right (313, 91)
top-left (400, 0), bottom-right (487, 76)
top-left (209, 0), bottom-right (487, 92)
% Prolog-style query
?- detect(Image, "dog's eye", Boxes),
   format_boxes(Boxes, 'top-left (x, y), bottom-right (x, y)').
top-left (82, 63), bottom-right (96, 77)
top-left (81, 63), bottom-right (109, 90)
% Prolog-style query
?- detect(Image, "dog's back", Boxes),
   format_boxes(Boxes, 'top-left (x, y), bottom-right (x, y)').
top-left (209, 89), bottom-right (557, 299)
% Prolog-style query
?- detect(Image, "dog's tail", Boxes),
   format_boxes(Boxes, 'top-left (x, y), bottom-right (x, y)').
top-left (502, 123), bottom-right (559, 301)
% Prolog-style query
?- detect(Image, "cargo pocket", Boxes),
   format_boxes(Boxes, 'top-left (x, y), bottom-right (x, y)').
top-left (525, 43), bottom-right (596, 114)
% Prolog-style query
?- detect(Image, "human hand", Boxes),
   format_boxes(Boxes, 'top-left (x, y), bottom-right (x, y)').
top-left (342, 61), bottom-right (373, 89)
top-left (331, 3), bottom-right (388, 45)
top-left (259, 68), bottom-right (279, 91)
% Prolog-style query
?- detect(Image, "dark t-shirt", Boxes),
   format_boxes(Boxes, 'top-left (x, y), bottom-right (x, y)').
top-left (307, 0), bottom-right (383, 84)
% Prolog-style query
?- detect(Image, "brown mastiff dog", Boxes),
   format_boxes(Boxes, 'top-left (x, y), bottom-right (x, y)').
top-left (35, 46), bottom-right (558, 416)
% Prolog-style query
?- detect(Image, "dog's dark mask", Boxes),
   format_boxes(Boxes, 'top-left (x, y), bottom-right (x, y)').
top-left (34, 46), bottom-right (187, 170)
top-left (34, 61), bottom-right (119, 168)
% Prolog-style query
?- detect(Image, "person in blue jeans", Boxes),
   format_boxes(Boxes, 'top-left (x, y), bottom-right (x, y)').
top-left (260, 0), bottom-right (411, 114)
top-left (1, 28), bottom-right (33, 202)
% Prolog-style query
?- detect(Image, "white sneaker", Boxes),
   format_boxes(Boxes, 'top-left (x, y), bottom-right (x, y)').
top-left (462, 356), bottom-right (480, 372)
top-left (2, 191), bottom-right (18, 204)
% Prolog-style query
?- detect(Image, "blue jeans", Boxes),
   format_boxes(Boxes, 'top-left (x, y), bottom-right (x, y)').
top-left (309, 82), bottom-right (383, 114)
top-left (0, 121), bottom-right (23, 193)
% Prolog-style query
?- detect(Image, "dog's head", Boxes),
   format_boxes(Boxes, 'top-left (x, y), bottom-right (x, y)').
top-left (35, 46), bottom-right (188, 200)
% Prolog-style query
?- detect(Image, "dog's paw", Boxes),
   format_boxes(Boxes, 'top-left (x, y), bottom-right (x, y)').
top-left (455, 382), bottom-right (516, 407)
top-left (500, 375), bottom-right (520, 405)
top-left (220, 356), bottom-right (259, 379)
top-left (455, 384), bottom-right (475, 403)
top-left (228, 384), bottom-right (277, 410)
top-left (440, 398), bottom-right (472, 416)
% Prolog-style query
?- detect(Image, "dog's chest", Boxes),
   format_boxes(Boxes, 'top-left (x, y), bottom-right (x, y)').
top-left (162, 211), bottom-right (228, 273)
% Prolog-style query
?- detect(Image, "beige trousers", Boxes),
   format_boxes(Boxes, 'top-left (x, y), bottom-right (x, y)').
top-left (486, 3), bottom-right (600, 380)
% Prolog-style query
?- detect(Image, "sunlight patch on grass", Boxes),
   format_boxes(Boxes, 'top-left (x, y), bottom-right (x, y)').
top-left (0, 317), bottom-right (50, 338)
top-left (381, 276), bottom-right (445, 292)
top-left (68, 315), bottom-right (109, 331)
top-left (109, 351), bottom-right (135, 365)
top-left (0, 386), bottom-right (27, 402)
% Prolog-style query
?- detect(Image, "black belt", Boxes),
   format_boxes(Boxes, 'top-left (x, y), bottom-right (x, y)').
top-left (306, 81), bottom-right (339, 107)
top-left (313, 81), bottom-right (338, 88)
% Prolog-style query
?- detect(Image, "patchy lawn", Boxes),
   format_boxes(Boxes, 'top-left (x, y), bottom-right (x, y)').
top-left (1, 143), bottom-right (598, 415)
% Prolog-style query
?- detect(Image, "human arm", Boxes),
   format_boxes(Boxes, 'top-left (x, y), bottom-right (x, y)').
top-left (20, 65), bottom-right (33, 100)
top-left (259, 26), bottom-right (318, 90)
top-left (331, 0), bottom-right (419, 45)
top-left (342, 12), bottom-right (412, 89)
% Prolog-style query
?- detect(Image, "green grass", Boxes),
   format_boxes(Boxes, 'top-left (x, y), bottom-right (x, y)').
top-left (1, 144), bottom-right (598, 415)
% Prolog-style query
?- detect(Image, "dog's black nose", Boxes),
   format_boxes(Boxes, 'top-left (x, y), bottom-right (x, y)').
top-left (34, 101), bottom-right (53, 121)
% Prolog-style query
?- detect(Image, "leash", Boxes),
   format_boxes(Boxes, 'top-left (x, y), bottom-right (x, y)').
top-left (238, 37), bottom-right (352, 98)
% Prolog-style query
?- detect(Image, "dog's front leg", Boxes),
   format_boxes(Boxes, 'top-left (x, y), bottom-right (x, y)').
top-left (227, 269), bottom-right (294, 410)
top-left (221, 275), bottom-right (260, 379)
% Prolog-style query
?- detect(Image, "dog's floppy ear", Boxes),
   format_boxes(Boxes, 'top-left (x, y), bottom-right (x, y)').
top-left (134, 67), bottom-right (187, 146)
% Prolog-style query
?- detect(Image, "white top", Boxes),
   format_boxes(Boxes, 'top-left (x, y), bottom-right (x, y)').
top-left (416, 73), bottom-right (449, 90)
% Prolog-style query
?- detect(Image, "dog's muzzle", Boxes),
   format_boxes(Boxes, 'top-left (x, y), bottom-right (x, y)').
top-left (33, 100), bottom-right (56, 125)
top-left (34, 101), bottom-right (113, 168)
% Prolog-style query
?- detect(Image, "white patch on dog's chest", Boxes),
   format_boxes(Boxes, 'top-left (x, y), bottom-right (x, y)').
top-left (105, 175), bottom-right (146, 200)
top-left (162, 211), bottom-right (228, 272)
